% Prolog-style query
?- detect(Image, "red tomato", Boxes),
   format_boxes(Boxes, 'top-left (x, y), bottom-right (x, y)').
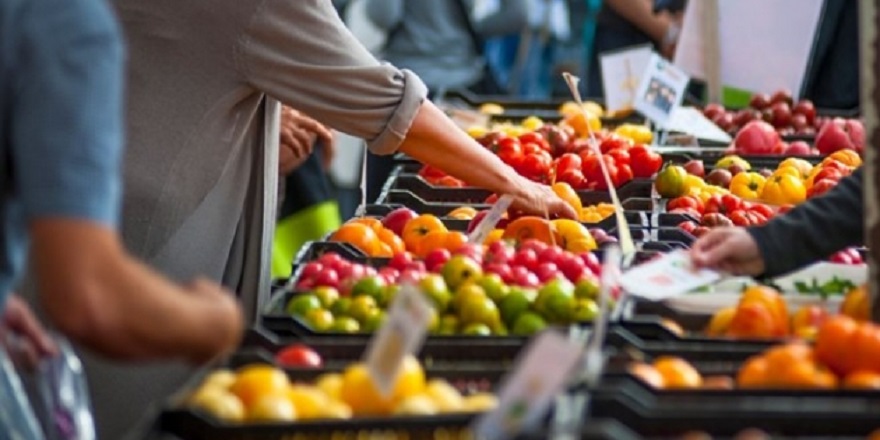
top-left (520, 153), bottom-right (552, 182)
top-left (813, 167), bottom-right (844, 183)
top-left (808, 178), bottom-right (838, 198)
top-left (614, 163), bottom-right (634, 187)
top-left (705, 194), bottom-right (743, 215)
top-left (678, 220), bottom-right (698, 234)
top-left (729, 210), bottom-right (751, 226)
top-left (522, 142), bottom-right (543, 156)
top-left (518, 132), bottom-right (550, 152)
top-left (606, 149), bottom-right (631, 166)
top-left (496, 138), bottom-right (523, 166)
top-left (275, 344), bottom-right (323, 368)
top-left (599, 134), bottom-right (631, 153)
top-left (748, 203), bottom-right (775, 219)
top-left (667, 196), bottom-right (704, 214)
top-left (555, 153), bottom-right (582, 174)
top-left (557, 169), bottom-right (586, 188)
top-left (846, 248), bottom-right (864, 264)
top-left (583, 155), bottom-right (618, 190)
top-left (419, 165), bottom-right (447, 180)
top-left (630, 148), bottom-right (663, 178)
top-left (830, 250), bottom-right (854, 265)
top-left (747, 211), bottom-right (768, 225)
top-left (821, 160), bottom-right (853, 176)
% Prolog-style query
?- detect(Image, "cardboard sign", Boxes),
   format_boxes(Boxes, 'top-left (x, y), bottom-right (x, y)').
top-left (634, 54), bottom-right (691, 127)
top-left (364, 284), bottom-right (433, 397)
top-left (599, 44), bottom-right (653, 114)
top-left (472, 331), bottom-right (583, 440)
top-left (620, 249), bottom-right (723, 301)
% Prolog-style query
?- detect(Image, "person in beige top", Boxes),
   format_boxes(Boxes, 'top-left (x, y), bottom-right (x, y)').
top-left (77, 0), bottom-right (575, 437)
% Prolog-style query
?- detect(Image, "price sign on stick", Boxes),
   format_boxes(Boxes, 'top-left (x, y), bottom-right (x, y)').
top-left (620, 249), bottom-right (722, 302)
top-left (469, 194), bottom-right (513, 244)
top-left (364, 283), bottom-right (433, 397)
top-left (633, 54), bottom-right (691, 128)
top-left (472, 331), bottom-right (583, 440)
top-left (562, 72), bottom-right (635, 262)
top-left (599, 44), bottom-right (653, 114)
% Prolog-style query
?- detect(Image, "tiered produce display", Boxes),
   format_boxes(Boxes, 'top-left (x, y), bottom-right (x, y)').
top-left (157, 93), bottom-right (880, 440)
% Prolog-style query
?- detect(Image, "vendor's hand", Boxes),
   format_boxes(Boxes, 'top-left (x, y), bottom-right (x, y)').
top-left (510, 179), bottom-right (578, 220)
top-left (690, 227), bottom-right (765, 276)
top-left (1, 295), bottom-right (57, 370)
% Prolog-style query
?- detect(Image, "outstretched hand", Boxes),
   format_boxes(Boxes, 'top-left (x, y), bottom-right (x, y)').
top-left (690, 227), bottom-right (765, 276)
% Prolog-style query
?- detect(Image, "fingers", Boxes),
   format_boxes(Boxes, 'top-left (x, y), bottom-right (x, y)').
top-left (550, 197), bottom-right (578, 219)
top-left (690, 227), bottom-right (735, 268)
top-left (2, 296), bottom-right (56, 358)
top-left (290, 113), bottom-right (334, 147)
top-left (320, 134), bottom-right (336, 170)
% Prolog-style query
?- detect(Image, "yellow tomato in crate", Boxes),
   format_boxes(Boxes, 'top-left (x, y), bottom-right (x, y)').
top-left (729, 172), bottom-right (766, 200)
top-left (286, 385), bottom-right (327, 419)
top-left (447, 207), bottom-right (478, 221)
top-left (521, 116), bottom-right (544, 131)
top-left (715, 155), bottom-right (751, 171)
top-left (479, 103), bottom-right (504, 115)
top-left (187, 386), bottom-right (246, 422)
top-left (772, 167), bottom-right (802, 180)
top-left (841, 284), bottom-right (871, 321)
top-left (682, 174), bottom-right (706, 196)
top-left (340, 356), bottom-right (426, 416)
top-left (562, 111), bottom-right (602, 138)
top-left (614, 123), bottom-right (653, 144)
top-left (249, 394), bottom-right (297, 422)
top-left (466, 125), bottom-right (489, 139)
top-left (230, 365), bottom-right (290, 410)
top-left (315, 373), bottom-right (343, 400)
top-left (761, 174), bottom-right (806, 205)
top-left (778, 158), bottom-right (813, 179)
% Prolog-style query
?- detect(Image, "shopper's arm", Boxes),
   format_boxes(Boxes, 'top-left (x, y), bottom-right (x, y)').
top-left (603, 0), bottom-right (673, 44)
top-left (747, 167), bottom-right (864, 277)
top-left (364, 0), bottom-right (404, 30)
top-left (30, 220), bottom-right (242, 363)
top-left (13, 0), bottom-right (242, 363)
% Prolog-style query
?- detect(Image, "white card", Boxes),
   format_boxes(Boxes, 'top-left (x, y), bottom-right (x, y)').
top-left (469, 195), bottom-right (513, 244)
top-left (364, 283), bottom-right (433, 397)
top-left (472, 331), bottom-right (583, 440)
top-left (634, 54), bottom-right (691, 127)
top-left (620, 249), bottom-right (722, 301)
top-left (665, 106), bottom-right (732, 143)
top-left (599, 44), bottom-right (653, 113)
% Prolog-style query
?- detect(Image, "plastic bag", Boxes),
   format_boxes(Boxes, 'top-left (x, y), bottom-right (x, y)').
top-left (34, 336), bottom-right (95, 440)
top-left (0, 345), bottom-right (45, 440)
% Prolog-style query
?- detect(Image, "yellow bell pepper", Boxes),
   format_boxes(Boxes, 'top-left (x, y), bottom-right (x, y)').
top-left (614, 123), bottom-right (653, 144)
top-left (729, 172), bottom-right (766, 200)
top-left (761, 174), bottom-right (807, 205)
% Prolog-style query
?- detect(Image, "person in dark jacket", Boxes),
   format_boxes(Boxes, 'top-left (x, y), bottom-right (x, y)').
top-left (691, 168), bottom-right (863, 277)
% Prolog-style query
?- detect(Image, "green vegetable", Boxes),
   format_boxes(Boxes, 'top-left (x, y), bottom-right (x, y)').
top-left (792, 276), bottom-right (856, 300)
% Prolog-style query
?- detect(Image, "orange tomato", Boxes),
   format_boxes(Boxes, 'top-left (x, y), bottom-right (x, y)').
top-left (815, 315), bottom-right (859, 376)
top-left (725, 301), bottom-right (780, 339)
top-left (736, 356), bottom-right (769, 388)
top-left (774, 359), bottom-right (837, 389)
top-left (417, 230), bottom-right (450, 257)
top-left (402, 215), bottom-right (447, 254)
top-left (447, 206), bottom-right (478, 220)
top-left (330, 223), bottom-right (380, 256)
top-left (502, 217), bottom-right (561, 246)
top-left (846, 323), bottom-right (880, 375)
top-left (444, 231), bottom-right (468, 252)
top-left (628, 363), bottom-right (665, 389)
top-left (840, 285), bottom-right (870, 321)
top-left (763, 343), bottom-right (814, 386)
top-left (790, 305), bottom-right (828, 336)
top-left (736, 285), bottom-right (789, 336)
top-left (376, 228), bottom-right (405, 255)
top-left (230, 365), bottom-right (290, 410)
top-left (347, 217), bottom-right (383, 231)
top-left (562, 110), bottom-right (601, 138)
top-left (826, 149), bottom-right (862, 167)
top-left (843, 371), bottom-right (880, 389)
top-left (652, 356), bottom-right (702, 389)
top-left (706, 306), bottom-right (736, 337)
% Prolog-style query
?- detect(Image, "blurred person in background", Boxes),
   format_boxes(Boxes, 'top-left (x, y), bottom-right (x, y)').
top-left (363, 0), bottom-right (529, 202)
top-left (272, 107), bottom-right (341, 280)
top-left (586, 0), bottom-right (685, 98)
top-left (1, 0), bottom-right (242, 433)
top-left (801, 0), bottom-right (859, 110)
top-left (60, 1), bottom-right (575, 437)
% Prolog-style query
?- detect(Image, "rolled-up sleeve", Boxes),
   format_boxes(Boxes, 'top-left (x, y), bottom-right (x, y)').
top-left (238, 0), bottom-right (427, 155)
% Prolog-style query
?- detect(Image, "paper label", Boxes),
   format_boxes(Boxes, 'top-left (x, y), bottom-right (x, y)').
top-left (599, 44), bottom-right (653, 114)
top-left (665, 106), bottom-right (732, 143)
top-left (634, 54), bottom-right (691, 127)
top-left (472, 331), bottom-right (583, 440)
top-left (364, 284), bottom-right (433, 397)
top-left (469, 195), bottom-right (513, 244)
top-left (620, 249), bottom-right (722, 301)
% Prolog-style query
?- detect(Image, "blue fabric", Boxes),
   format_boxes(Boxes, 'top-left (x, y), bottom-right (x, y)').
top-left (0, 0), bottom-right (125, 311)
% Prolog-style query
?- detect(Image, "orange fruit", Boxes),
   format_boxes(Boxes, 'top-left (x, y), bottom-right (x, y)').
top-left (790, 305), bottom-right (829, 335)
top-left (815, 315), bottom-right (859, 376)
top-left (551, 182), bottom-right (583, 212)
top-left (739, 285), bottom-right (789, 335)
top-left (374, 242), bottom-right (394, 258)
top-left (402, 215), bottom-right (447, 255)
top-left (843, 370), bottom-right (880, 389)
top-left (628, 363), bottom-right (665, 389)
top-left (736, 356), bottom-right (769, 388)
top-left (840, 284), bottom-right (870, 321)
top-left (447, 207), bottom-right (478, 220)
top-left (330, 223), bottom-right (380, 256)
top-left (229, 364), bottom-right (290, 410)
top-left (347, 217), bottom-right (383, 231)
top-left (845, 323), bottom-right (880, 376)
top-left (417, 230), bottom-right (450, 257)
top-left (763, 343), bottom-right (814, 384)
top-left (706, 306), bottom-right (736, 337)
top-left (376, 228), bottom-right (405, 254)
top-left (652, 356), bottom-right (702, 389)
top-left (562, 110), bottom-right (601, 137)
top-left (340, 357), bottom-right (425, 416)
top-left (502, 217), bottom-right (561, 246)
top-left (444, 231), bottom-right (468, 252)
top-left (827, 149), bottom-right (862, 167)
top-left (725, 301), bottom-right (780, 339)
top-left (775, 359), bottom-right (836, 389)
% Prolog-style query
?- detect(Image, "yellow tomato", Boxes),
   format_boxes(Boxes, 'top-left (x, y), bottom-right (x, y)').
top-left (479, 103), bottom-right (504, 115)
top-left (827, 149), bottom-right (862, 167)
top-left (715, 155), bottom-right (751, 171)
top-left (729, 172), bottom-right (766, 200)
top-left (614, 123), bottom-right (653, 144)
top-left (682, 174), bottom-right (706, 195)
top-left (521, 116), bottom-right (544, 131)
top-left (466, 126), bottom-right (489, 139)
top-left (761, 174), bottom-right (807, 205)
top-left (230, 365), bottom-right (290, 410)
top-left (772, 167), bottom-right (803, 180)
top-left (778, 158), bottom-right (813, 179)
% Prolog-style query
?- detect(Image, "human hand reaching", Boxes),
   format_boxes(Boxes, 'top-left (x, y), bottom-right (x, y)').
top-left (690, 227), bottom-right (766, 276)
top-left (508, 178), bottom-right (578, 220)
top-left (279, 107), bottom-right (334, 175)
top-left (1, 295), bottom-right (57, 370)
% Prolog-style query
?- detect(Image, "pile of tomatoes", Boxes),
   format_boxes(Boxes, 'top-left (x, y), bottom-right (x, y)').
top-left (670, 193), bottom-right (779, 237)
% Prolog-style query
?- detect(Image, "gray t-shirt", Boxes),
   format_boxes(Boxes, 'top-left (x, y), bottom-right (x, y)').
top-left (0, 0), bottom-right (124, 307)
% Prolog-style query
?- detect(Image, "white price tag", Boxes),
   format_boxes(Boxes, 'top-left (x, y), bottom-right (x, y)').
top-left (469, 195), bottom-right (513, 244)
top-left (634, 54), bottom-right (691, 127)
top-left (665, 106), bottom-right (732, 143)
top-left (472, 330), bottom-right (583, 440)
top-left (364, 283), bottom-right (433, 397)
top-left (620, 250), bottom-right (722, 301)
top-left (599, 44), bottom-right (653, 114)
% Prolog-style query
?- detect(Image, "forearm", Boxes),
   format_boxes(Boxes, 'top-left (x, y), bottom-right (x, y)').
top-left (31, 220), bottom-right (241, 364)
top-left (397, 101), bottom-right (527, 198)
top-left (748, 168), bottom-right (864, 277)
top-left (603, 0), bottom-right (668, 42)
